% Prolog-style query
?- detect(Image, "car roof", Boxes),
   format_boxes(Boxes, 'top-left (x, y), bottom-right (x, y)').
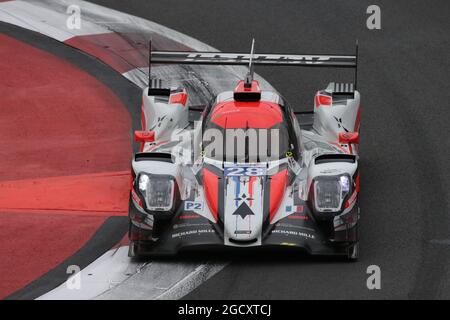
top-left (210, 100), bottom-right (283, 129)
top-left (209, 80), bottom-right (285, 129)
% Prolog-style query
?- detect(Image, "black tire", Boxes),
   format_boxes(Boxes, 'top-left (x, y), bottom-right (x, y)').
top-left (128, 219), bottom-right (146, 258)
top-left (128, 240), bottom-right (140, 258)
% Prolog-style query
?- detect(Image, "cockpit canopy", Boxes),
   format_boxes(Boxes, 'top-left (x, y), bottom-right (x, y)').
top-left (201, 81), bottom-right (300, 163)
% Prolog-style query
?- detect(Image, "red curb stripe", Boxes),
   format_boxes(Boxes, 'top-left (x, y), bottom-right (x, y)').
top-left (0, 171), bottom-right (130, 215)
top-left (0, 34), bottom-right (132, 182)
top-left (0, 212), bottom-right (107, 299)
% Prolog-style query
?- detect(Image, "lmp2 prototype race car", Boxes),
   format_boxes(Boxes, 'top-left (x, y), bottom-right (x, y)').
top-left (128, 42), bottom-right (361, 260)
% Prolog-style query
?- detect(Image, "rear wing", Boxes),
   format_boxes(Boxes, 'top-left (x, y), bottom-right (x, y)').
top-left (148, 40), bottom-right (359, 92)
top-left (150, 51), bottom-right (357, 68)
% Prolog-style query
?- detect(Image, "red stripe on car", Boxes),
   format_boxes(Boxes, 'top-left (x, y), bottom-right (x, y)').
top-left (248, 176), bottom-right (256, 207)
top-left (345, 190), bottom-right (358, 209)
top-left (203, 168), bottom-right (219, 221)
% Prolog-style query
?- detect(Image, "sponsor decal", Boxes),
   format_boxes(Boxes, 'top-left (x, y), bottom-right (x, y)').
top-left (173, 223), bottom-right (210, 229)
top-left (286, 205), bottom-right (304, 213)
top-left (334, 116), bottom-right (350, 132)
top-left (176, 52), bottom-right (333, 65)
top-left (233, 202), bottom-right (255, 219)
top-left (234, 230), bottom-right (252, 235)
top-left (184, 201), bottom-right (204, 211)
top-left (271, 229), bottom-right (315, 239)
top-left (231, 176), bottom-right (257, 209)
top-left (320, 168), bottom-right (341, 174)
top-left (172, 229), bottom-right (215, 238)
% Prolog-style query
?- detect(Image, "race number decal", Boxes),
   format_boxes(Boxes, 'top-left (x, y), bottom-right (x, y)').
top-left (224, 165), bottom-right (266, 176)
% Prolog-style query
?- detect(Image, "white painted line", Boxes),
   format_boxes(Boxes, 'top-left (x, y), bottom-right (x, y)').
top-left (37, 247), bottom-right (147, 300)
top-left (38, 245), bottom-right (226, 300)
top-left (154, 263), bottom-right (227, 300)
top-left (96, 255), bottom-right (227, 300)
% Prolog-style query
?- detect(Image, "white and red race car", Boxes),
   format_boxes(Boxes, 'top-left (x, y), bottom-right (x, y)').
top-left (128, 43), bottom-right (361, 260)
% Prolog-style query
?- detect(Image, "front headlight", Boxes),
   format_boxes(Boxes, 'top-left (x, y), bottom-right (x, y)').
top-left (138, 173), bottom-right (175, 212)
top-left (313, 174), bottom-right (351, 214)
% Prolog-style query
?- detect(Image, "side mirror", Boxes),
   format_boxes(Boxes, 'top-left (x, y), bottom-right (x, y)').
top-left (134, 130), bottom-right (155, 143)
top-left (339, 132), bottom-right (359, 144)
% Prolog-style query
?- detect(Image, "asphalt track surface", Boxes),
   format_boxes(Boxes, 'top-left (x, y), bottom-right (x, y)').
top-left (87, 0), bottom-right (450, 299)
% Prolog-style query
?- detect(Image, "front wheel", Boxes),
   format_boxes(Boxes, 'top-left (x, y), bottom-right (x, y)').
top-left (128, 219), bottom-right (154, 258)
